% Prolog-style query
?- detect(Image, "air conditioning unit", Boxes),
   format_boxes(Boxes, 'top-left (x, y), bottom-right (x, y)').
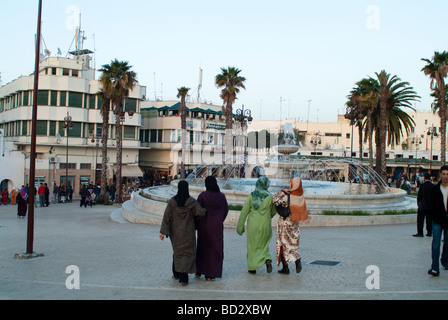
top-left (49, 156), bottom-right (58, 163)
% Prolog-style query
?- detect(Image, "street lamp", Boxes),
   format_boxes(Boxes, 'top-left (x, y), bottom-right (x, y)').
top-left (411, 135), bottom-right (422, 183)
top-left (62, 112), bottom-right (73, 201)
top-left (427, 125), bottom-right (439, 174)
top-left (310, 131), bottom-right (322, 156)
top-left (113, 105), bottom-right (134, 204)
top-left (234, 105), bottom-right (252, 177)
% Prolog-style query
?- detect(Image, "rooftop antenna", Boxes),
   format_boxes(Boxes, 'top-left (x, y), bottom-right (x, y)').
top-left (279, 96), bottom-right (286, 121)
top-left (153, 72), bottom-right (157, 100)
top-left (197, 67), bottom-right (203, 103)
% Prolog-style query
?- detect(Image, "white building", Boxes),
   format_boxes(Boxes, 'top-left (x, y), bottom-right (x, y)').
top-left (0, 50), bottom-right (146, 196)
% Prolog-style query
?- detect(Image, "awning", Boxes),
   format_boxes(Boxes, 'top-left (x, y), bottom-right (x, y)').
top-left (149, 163), bottom-right (172, 170)
top-left (121, 165), bottom-right (144, 177)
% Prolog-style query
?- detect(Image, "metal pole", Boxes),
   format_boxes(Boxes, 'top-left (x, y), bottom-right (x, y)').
top-left (26, 0), bottom-right (43, 255)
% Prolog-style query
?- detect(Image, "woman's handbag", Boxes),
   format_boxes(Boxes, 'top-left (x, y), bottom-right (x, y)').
top-left (273, 190), bottom-right (290, 218)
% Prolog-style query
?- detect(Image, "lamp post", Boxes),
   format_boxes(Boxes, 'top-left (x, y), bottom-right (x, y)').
top-left (62, 112), bottom-right (73, 200)
top-left (411, 135), bottom-right (422, 184)
top-left (310, 131), bottom-right (322, 156)
top-left (234, 105), bottom-right (252, 177)
top-left (114, 105), bottom-right (134, 204)
top-left (427, 125), bottom-right (439, 174)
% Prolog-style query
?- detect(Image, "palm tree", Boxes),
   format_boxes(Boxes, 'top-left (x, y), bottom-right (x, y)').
top-left (177, 87), bottom-right (190, 179)
top-left (374, 71), bottom-right (420, 179)
top-left (422, 51), bottom-right (448, 165)
top-left (99, 59), bottom-right (137, 203)
top-left (348, 78), bottom-right (379, 167)
top-left (215, 67), bottom-right (246, 164)
top-left (96, 89), bottom-right (111, 201)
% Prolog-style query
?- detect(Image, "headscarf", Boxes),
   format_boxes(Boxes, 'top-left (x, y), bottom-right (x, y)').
top-left (205, 176), bottom-right (220, 193)
top-left (287, 177), bottom-right (308, 222)
top-left (251, 176), bottom-right (271, 210)
top-left (173, 180), bottom-right (190, 207)
top-left (20, 187), bottom-right (28, 201)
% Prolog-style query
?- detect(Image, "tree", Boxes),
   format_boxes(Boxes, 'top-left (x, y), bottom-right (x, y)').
top-left (349, 78), bottom-right (379, 168)
top-left (99, 59), bottom-right (137, 203)
top-left (215, 67), bottom-right (246, 164)
top-left (177, 87), bottom-right (190, 179)
top-left (422, 51), bottom-right (448, 165)
top-left (374, 71), bottom-right (420, 179)
top-left (96, 89), bottom-right (111, 201)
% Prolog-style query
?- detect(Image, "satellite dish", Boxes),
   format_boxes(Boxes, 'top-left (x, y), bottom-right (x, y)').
top-left (44, 49), bottom-right (51, 56)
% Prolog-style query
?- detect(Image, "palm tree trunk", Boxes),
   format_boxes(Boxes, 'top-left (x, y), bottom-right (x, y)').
top-left (225, 101), bottom-right (233, 165)
top-left (100, 102), bottom-right (110, 200)
top-left (180, 98), bottom-right (187, 179)
top-left (115, 103), bottom-right (123, 204)
top-left (358, 124), bottom-right (363, 162)
top-left (378, 71), bottom-right (388, 180)
top-left (368, 109), bottom-right (374, 169)
top-left (438, 77), bottom-right (447, 165)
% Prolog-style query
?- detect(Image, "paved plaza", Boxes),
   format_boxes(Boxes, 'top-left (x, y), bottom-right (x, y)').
top-left (0, 201), bottom-right (447, 300)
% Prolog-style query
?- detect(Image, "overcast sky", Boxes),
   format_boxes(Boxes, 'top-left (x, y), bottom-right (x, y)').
top-left (1, 0), bottom-right (447, 122)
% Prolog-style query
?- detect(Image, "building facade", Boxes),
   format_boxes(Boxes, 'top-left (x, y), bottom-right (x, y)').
top-left (0, 52), bottom-right (146, 196)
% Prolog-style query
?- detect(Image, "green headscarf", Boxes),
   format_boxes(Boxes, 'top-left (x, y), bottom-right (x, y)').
top-left (251, 176), bottom-right (271, 210)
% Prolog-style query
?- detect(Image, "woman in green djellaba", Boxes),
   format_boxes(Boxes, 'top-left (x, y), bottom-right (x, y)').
top-left (237, 176), bottom-right (277, 274)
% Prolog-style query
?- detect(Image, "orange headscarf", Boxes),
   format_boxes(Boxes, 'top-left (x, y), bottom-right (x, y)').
top-left (287, 178), bottom-right (308, 222)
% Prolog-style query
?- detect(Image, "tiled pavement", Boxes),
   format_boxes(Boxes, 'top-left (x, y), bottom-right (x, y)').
top-left (0, 201), bottom-right (447, 300)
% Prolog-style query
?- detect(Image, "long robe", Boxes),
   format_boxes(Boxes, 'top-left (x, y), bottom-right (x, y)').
top-left (237, 194), bottom-right (277, 271)
top-left (16, 192), bottom-right (27, 217)
top-left (196, 190), bottom-right (229, 278)
top-left (160, 197), bottom-right (206, 274)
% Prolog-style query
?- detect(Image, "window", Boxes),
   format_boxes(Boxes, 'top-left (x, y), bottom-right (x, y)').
top-left (80, 163), bottom-right (91, 170)
top-left (150, 129), bottom-right (157, 142)
top-left (72, 70), bottom-right (79, 77)
top-left (50, 91), bottom-right (57, 106)
top-left (60, 163), bottom-right (76, 169)
top-left (49, 121), bottom-right (56, 136)
top-left (36, 120), bottom-right (47, 135)
top-left (59, 92), bottom-right (67, 107)
top-left (37, 90), bottom-right (49, 105)
top-left (63, 69), bottom-right (70, 76)
top-left (88, 95), bottom-right (96, 109)
top-left (68, 92), bottom-right (83, 108)
top-left (124, 126), bottom-right (135, 139)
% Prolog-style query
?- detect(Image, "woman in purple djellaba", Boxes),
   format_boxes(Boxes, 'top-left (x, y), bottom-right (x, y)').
top-left (195, 176), bottom-right (229, 281)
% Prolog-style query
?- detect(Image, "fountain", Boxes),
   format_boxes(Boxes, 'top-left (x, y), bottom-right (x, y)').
top-left (113, 123), bottom-right (417, 227)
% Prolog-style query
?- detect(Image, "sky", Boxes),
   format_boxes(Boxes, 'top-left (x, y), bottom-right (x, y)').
top-left (1, 0), bottom-right (447, 123)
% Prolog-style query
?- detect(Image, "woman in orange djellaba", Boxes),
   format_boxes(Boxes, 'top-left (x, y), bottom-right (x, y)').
top-left (274, 177), bottom-right (309, 274)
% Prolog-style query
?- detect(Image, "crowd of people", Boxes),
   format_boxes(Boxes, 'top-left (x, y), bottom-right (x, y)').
top-left (159, 175), bottom-right (309, 286)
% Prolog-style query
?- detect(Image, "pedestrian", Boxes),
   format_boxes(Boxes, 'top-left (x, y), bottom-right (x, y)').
top-left (53, 183), bottom-right (59, 204)
top-left (37, 183), bottom-right (46, 207)
top-left (273, 177), bottom-right (309, 274)
top-left (67, 185), bottom-right (73, 203)
top-left (44, 183), bottom-right (50, 207)
top-left (1, 188), bottom-right (8, 205)
top-left (237, 176), bottom-right (277, 274)
top-left (196, 176), bottom-right (229, 281)
top-left (428, 165), bottom-right (448, 276)
top-left (414, 173), bottom-right (433, 237)
top-left (159, 180), bottom-right (206, 286)
top-left (87, 184), bottom-right (94, 206)
top-left (80, 185), bottom-right (88, 207)
top-left (110, 183), bottom-right (116, 202)
top-left (17, 186), bottom-right (28, 219)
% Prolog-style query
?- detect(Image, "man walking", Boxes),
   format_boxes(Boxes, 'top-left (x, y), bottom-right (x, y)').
top-left (428, 165), bottom-right (448, 276)
top-left (414, 173), bottom-right (433, 237)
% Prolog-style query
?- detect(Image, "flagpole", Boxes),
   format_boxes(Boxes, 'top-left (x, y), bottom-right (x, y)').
top-left (16, 0), bottom-right (44, 259)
